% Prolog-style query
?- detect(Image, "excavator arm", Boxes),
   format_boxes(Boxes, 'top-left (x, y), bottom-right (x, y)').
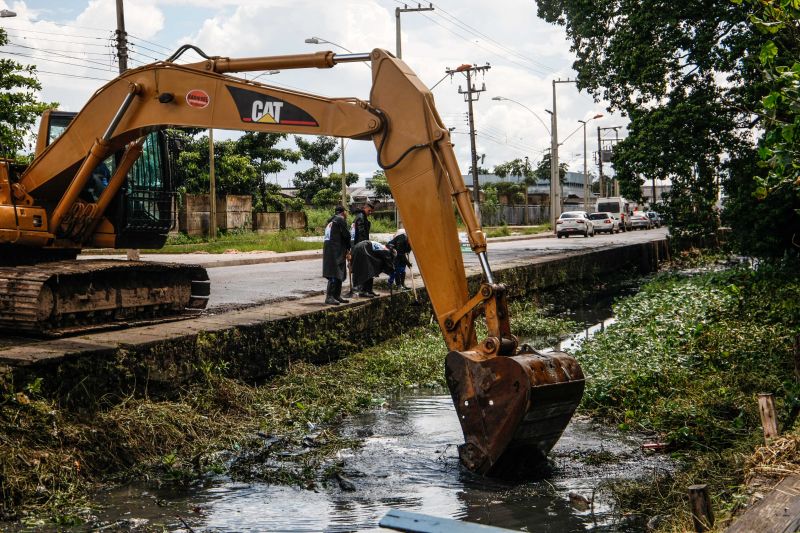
top-left (1, 47), bottom-right (584, 475)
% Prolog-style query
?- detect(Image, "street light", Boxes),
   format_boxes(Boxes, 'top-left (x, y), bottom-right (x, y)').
top-left (249, 70), bottom-right (280, 82)
top-left (0, 9), bottom-right (16, 17)
top-left (305, 36), bottom-right (352, 53)
top-left (577, 114), bottom-right (604, 212)
top-left (491, 96), bottom-right (550, 135)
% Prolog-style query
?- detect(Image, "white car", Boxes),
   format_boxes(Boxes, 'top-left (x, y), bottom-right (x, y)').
top-left (587, 212), bottom-right (619, 234)
top-left (556, 211), bottom-right (594, 238)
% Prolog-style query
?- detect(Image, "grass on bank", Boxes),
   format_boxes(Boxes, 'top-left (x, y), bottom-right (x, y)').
top-left (144, 229), bottom-right (323, 254)
top-left (0, 303), bottom-right (576, 525)
top-left (575, 254), bottom-right (800, 530)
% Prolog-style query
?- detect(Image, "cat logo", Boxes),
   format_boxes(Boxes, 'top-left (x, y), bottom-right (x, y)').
top-left (251, 101), bottom-right (284, 123)
top-left (226, 85), bottom-right (318, 127)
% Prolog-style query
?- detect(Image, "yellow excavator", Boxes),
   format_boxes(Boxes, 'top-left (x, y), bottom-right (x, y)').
top-left (0, 46), bottom-right (584, 475)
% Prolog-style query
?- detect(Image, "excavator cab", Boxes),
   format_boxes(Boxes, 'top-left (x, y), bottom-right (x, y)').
top-left (35, 110), bottom-right (176, 249)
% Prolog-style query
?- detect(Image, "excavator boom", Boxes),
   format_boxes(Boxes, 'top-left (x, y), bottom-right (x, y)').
top-left (0, 47), bottom-right (584, 474)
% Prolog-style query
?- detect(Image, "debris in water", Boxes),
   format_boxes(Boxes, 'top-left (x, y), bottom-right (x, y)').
top-left (335, 473), bottom-right (356, 492)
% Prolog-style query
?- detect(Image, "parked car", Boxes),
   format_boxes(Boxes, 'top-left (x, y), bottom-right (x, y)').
top-left (587, 212), bottom-right (619, 234)
top-left (556, 211), bottom-right (594, 238)
top-left (646, 211), bottom-right (662, 228)
top-left (629, 211), bottom-right (652, 230)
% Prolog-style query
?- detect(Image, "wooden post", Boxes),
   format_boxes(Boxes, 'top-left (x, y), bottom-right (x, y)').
top-left (758, 393), bottom-right (779, 442)
top-left (688, 484), bottom-right (714, 532)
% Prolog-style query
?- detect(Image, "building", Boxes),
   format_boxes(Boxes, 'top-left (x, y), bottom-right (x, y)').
top-left (466, 171), bottom-right (593, 207)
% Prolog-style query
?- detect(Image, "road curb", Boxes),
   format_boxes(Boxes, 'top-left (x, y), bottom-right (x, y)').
top-left (81, 233), bottom-right (553, 268)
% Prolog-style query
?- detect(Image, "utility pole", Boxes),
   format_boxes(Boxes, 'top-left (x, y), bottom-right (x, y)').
top-left (340, 138), bottom-right (347, 206)
top-left (395, 3), bottom-right (433, 59)
top-left (446, 63), bottom-right (490, 223)
top-left (579, 114), bottom-right (603, 212)
top-left (598, 125), bottom-right (622, 198)
top-left (597, 125), bottom-right (604, 198)
top-left (209, 129), bottom-right (216, 239)
top-left (115, 0), bottom-right (128, 74)
top-left (548, 79), bottom-right (576, 227)
top-left (115, 0), bottom-right (139, 259)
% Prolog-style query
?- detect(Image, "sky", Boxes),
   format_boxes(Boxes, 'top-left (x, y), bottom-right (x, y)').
top-left (0, 0), bottom-right (627, 186)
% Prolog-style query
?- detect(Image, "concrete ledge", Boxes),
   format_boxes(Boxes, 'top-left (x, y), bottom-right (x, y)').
top-left (4, 239), bottom-right (669, 404)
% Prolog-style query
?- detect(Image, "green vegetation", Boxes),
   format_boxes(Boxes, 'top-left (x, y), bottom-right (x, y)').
top-left (575, 256), bottom-right (800, 529)
top-left (144, 229), bottom-right (322, 254)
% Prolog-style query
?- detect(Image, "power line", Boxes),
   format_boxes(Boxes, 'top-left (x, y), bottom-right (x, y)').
top-left (420, 12), bottom-right (550, 77)
top-left (0, 25), bottom-right (110, 41)
top-left (390, 0), bottom-right (553, 76)
top-left (6, 42), bottom-right (118, 69)
top-left (2, 30), bottom-right (114, 49)
top-left (0, 50), bottom-right (117, 73)
top-left (127, 38), bottom-right (169, 60)
top-left (127, 45), bottom-right (162, 63)
top-left (36, 69), bottom-right (111, 81)
top-left (126, 32), bottom-right (172, 53)
top-left (429, 3), bottom-right (556, 73)
top-left (6, 42), bottom-right (115, 60)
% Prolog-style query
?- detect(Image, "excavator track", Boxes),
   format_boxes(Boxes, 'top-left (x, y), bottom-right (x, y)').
top-left (0, 260), bottom-right (210, 336)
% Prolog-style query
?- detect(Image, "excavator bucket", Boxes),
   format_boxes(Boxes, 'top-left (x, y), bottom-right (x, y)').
top-left (445, 348), bottom-right (585, 476)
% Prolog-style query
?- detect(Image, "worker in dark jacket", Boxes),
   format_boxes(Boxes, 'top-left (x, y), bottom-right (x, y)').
top-left (322, 205), bottom-right (351, 305)
top-left (386, 229), bottom-right (412, 291)
top-left (351, 201), bottom-right (374, 245)
top-left (350, 201), bottom-right (374, 294)
top-left (350, 240), bottom-right (395, 298)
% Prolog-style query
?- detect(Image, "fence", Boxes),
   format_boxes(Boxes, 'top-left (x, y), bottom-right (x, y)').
top-left (480, 205), bottom-right (550, 226)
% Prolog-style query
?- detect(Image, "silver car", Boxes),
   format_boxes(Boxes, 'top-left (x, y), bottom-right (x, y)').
top-left (556, 211), bottom-right (594, 238)
top-left (587, 212), bottom-right (619, 234)
top-left (630, 212), bottom-right (652, 230)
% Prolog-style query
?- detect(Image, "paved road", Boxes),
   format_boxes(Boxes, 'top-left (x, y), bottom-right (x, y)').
top-left (206, 228), bottom-right (668, 310)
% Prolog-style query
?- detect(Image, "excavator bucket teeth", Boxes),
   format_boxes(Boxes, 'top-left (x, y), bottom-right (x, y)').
top-left (445, 349), bottom-right (585, 476)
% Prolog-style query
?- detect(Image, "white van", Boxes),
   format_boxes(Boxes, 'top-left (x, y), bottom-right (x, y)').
top-left (595, 197), bottom-right (632, 231)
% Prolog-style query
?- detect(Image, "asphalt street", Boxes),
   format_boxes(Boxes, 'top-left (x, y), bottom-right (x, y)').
top-left (206, 228), bottom-right (668, 310)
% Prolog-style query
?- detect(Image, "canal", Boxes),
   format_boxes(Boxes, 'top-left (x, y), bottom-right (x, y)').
top-left (81, 279), bottom-right (674, 532)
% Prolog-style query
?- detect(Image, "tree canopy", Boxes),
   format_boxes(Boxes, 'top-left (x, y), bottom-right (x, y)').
top-left (535, 0), bottom-right (799, 253)
top-left (172, 131), bottom-right (303, 212)
top-left (0, 28), bottom-right (55, 158)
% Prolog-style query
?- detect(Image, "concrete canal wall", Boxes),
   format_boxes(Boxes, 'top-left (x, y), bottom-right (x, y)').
top-left (3, 239), bottom-right (668, 404)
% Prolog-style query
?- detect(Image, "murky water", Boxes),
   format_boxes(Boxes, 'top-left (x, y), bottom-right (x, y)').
top-left (79, 282), bottom-right (671, 532)
top-left (86, 393), bottom-right (670, 532)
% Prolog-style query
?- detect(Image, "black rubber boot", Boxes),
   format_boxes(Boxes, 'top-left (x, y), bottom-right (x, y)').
top-left (398, 272), bottom-right (410, 291)
top-left (325, 279), bottom-right (340, 305)
top-left (358, 278), bottom-right (377, 298)
top-left (334, 279), bottom-right (349, 303)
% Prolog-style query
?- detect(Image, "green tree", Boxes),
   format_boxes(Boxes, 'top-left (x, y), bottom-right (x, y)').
top-left (734, 0), bottom-right (799, 198)
top-left (234, 132), bottom-right (302, 212)
top-left (482, 183), bottom-right (502, 223)
top-left (293, 136), bottom-right (342, 206)
top-left (370, 169), bottom-right (392, 202)
top-left (170, 130), bottom-right (304, 211)
top-left (534, 0), bottom-right (778, 250)
top-left (495, 158), bottom-right (537, 224)
top-left (0, 28), bottom-right (56, 157)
